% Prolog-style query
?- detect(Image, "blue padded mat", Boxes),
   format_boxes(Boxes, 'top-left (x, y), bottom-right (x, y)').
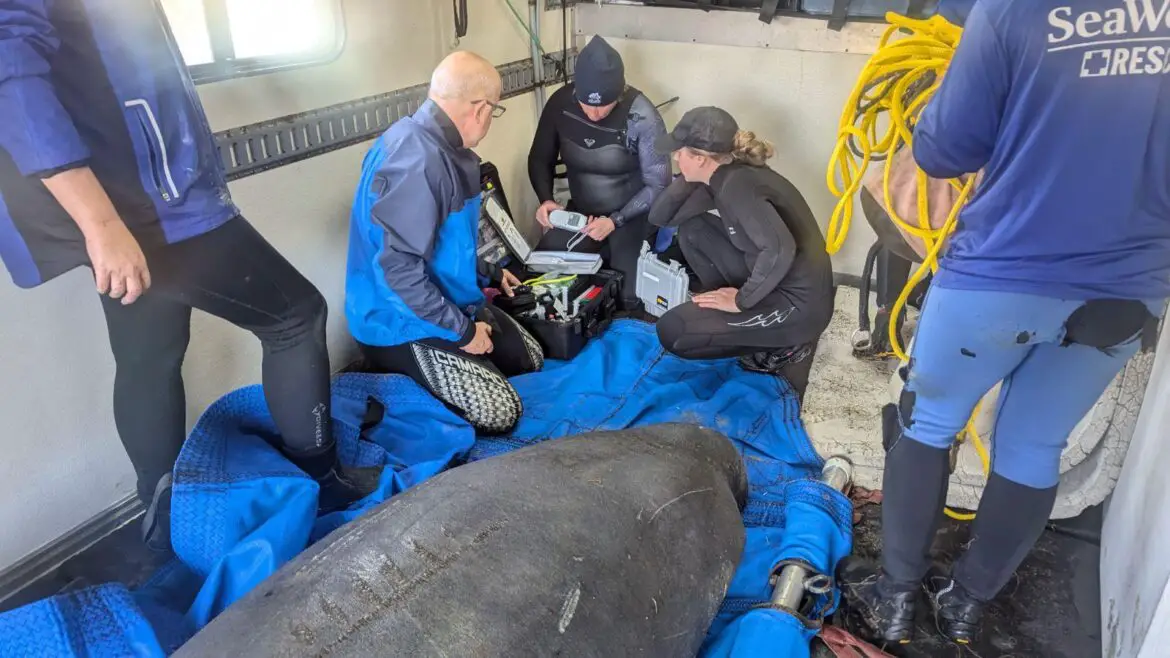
top-left (0, 320), bottom-right (851, 657)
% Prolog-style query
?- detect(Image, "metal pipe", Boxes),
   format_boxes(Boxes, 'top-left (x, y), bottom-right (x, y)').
top-left (529, 0), bottom-right (548, 109)
top-left (771, 567), bottom-right (808, 611)
top-left (769, 457), bottom-right (854, 611)
top-left (821, 456), bottom-right (854, 492)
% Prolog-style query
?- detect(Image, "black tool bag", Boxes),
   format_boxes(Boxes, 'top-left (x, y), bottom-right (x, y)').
top-left (501, 270), bottom-right (623, 361)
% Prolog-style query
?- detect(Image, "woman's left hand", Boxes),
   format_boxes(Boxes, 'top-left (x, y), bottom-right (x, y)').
top-left (584, 216), bottom-right (616, 241)
top-left (694, 287), bottom-right (741, 313)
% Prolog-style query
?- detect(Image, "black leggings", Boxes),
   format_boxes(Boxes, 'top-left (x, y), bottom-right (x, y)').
top-left (100, 217), bottom-right (331, 503)
top-left (359, 305), bottom-right (544, 434)
top-left (656, 216), bottom-right (831, 398)
top-left (536, 212), bottom-right (654, 310)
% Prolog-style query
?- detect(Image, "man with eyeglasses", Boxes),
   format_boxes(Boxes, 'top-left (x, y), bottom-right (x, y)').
top-left (346, 51), bottom-right (544, 435)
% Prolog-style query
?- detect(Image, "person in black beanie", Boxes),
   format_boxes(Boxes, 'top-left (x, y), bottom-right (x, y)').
top-left (527, 36), bottom-right (671, 311)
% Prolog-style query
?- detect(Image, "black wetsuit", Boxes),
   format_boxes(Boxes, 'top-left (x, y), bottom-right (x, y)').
top-left (650, 165), bottom-right (835, 400)
top-left (528, 84), bottom-right (670, 308)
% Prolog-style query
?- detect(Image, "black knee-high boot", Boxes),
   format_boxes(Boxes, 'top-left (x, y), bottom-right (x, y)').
top-left (880, 423), bottom-right (952, 587)
top-left (837, 404), bottom-right (952, 644)
top-left (954, 473), bottom-right (1059, 598)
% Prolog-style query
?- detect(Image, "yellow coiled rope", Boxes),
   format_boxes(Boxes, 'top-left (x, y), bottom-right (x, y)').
top-left (824, 13), bottom-right (988, 522)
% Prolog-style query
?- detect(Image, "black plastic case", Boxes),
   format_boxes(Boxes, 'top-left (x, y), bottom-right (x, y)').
top-left (492, 285), bottom-right (537, 314)
top-left (508, 270), bottom-right (623, 361)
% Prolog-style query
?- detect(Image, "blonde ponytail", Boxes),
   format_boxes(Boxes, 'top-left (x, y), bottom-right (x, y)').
top-left (731, 130), bottom-right (775, 167)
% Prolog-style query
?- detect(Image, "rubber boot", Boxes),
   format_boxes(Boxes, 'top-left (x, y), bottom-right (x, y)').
top-left (285, 444), bottom-right (383, 514)
top-left (141, 472), bottom-right (174, 553)
top-left (930, 472), bottom-right (1058, 643)
top-left (881, 431), bottom-right (950, 587)
top-left (836, 556), bottom-right (918, 645)
top-left (838, 418), bottom-right (951, 644)
top-left (738, 344), bottom-right (818, 405)
top-left (924, 567), bottom-right (986, 645)
top-left (738, 348), bottom-right (800, 375)
top-left (737, 344), bottom-right (815, 377)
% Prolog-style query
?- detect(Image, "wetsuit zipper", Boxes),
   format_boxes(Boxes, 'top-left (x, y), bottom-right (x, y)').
top-left (561, 110), bottom-right (621, 134)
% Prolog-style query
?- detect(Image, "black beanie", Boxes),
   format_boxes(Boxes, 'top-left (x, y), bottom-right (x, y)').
top-left (574, 37), bottom-right (625, 107)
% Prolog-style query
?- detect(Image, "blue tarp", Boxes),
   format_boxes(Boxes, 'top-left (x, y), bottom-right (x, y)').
top-left (0, 320), bottom-right (852, 657)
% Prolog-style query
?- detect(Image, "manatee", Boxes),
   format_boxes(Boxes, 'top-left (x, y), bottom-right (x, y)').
top-left (176, 423), bottom-right (748, 657)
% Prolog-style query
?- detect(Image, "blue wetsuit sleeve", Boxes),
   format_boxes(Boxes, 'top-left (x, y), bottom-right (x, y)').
top-left (612, 96), bottom-right (671, 227)
top-left (371, 152), bottom-right (475, 345)
top-left (913, 1), bottom-right (1010, 180)
top-left (0, 1), bottom-right (91, 177)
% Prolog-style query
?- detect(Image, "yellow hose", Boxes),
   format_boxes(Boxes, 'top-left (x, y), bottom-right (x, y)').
top-left (825, 13), bottom-right (988, 522)
top-left (522, 273), bottom-right (577, 287)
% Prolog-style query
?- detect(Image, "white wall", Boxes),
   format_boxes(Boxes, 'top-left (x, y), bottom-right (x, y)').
top-left (578, 4), bottom-right (886, 277)
top-left (1101, 323), bottom-right (1170, 658)
top-left (0, 0), bottom-right (569, 571)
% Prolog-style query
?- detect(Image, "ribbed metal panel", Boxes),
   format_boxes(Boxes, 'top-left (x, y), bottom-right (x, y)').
top-left (214, 50), bottom-right (577, 181)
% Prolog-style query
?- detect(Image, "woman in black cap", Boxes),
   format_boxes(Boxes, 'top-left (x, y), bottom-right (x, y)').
top-left (650, 107), bottom-right (836, 404)
top-left (527, 36), bottom-right (671, 311)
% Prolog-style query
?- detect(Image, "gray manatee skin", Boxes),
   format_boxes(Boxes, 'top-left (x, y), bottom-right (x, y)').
top-left (176, 423), bottom-right (748, 658)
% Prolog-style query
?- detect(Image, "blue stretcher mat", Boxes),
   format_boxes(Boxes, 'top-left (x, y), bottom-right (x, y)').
top-left (0, 320), bottom-right (852, 657)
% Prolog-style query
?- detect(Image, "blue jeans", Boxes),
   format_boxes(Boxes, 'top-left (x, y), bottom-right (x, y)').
top-left (901, 286), bottom-right (1160, 489)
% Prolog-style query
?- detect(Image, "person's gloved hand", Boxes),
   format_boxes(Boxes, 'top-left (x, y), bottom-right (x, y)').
top-left (462, 322), bottom-right (494, 355)
top-left (584, 216), bottom-right (616, 241)
top-left (536, 200), bottom-right (563, 229)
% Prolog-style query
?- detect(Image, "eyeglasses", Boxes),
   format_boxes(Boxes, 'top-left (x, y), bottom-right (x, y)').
top-left (475, 99), bottom-right (507, 118)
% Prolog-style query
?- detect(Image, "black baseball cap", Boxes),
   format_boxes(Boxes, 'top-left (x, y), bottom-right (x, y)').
top-left (655, 106), bottom-right (739, 154)
top-left (574, 37), bottom-right (625, 107)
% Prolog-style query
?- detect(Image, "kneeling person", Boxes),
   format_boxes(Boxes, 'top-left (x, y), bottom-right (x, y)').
top-left (528, 36), bottom-right (671, 310)
top-left (346, 52), bottom-right (543, 434)
top-left (651, 108), bottom-right (835, 403)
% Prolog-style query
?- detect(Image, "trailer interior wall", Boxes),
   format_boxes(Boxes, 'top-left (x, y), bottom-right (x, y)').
top-left (1101, 321), bottom-right (1170, 658)
top-left (0, 0), bottom-right (569, 572)
top-left (577, 3), bottom-right (884, 278)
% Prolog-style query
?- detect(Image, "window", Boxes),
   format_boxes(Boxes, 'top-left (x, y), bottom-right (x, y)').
top-left (160, 0), bottom-right (346, 84)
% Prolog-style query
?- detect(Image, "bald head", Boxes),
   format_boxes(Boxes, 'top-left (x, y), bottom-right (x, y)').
top-left (429, 51), bottom-right (502, 103)
top-left (427, 51), bottom-right (503, 148)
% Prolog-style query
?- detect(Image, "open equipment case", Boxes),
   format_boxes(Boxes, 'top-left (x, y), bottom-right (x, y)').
top-left (479, 162), bottom-right (622, 360)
